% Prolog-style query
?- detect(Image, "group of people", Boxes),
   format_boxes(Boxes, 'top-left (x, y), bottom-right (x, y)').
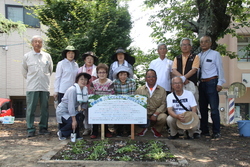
top-left (22, 34), bottom-right (225, 140)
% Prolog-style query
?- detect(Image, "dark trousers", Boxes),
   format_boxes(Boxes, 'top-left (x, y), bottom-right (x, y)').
top-left (26, 91), bottom-right (49, 132)
top-left (116, 125), bottom-right (131, 135)
top-left (58, 93), bottom-right (64, 103)
top-left (92, 124), bottom-right (110, 136)
top-left (199, 78), bottom-right (220, 134)
top-left (59, 113), bottom-right (84, 138)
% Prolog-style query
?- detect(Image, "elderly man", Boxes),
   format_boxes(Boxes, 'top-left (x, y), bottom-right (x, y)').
top-left (172, 38), bottom-right (201, 138)
top-left (135, 69), bottom-right (167, 138)
top-left (198, 35), bottom-right (225, 139)
top-left (22, 35), bottom-right (53, 137)
top-left (149, 43), bottom-right (173, 95)
top-left (167, 77), bottom-right (198, 139)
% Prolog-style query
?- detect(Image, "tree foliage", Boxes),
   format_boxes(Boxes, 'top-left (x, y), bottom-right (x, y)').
top-left (0, 13), bottom-right (26, 35)
top-left (33, 0), bottom-right (132, 68)
top-left (144, 0), bottom-right (250, 59)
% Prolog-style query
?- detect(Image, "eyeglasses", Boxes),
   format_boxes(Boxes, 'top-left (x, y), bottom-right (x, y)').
top-left (98, 72), bottom-right (107, 74)
top-left (181, 44), bottom-right (191, 47)
top-left (173, 82), bottom-right (183, 85)
top-left (200, 40), bottom-right (211, 44)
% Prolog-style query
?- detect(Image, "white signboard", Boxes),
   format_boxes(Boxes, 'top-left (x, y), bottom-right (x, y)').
top-left (88, 95), bottom-right (147, 124)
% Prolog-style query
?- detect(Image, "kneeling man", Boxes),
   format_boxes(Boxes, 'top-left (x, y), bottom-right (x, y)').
top-left (167, 76), bottom-right (199, 139)
top-left (135, 69), bottom-right (167, 138)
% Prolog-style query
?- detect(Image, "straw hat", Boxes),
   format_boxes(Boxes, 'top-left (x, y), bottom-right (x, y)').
top-left (184, 81), bottom-right (196, 94)
top-left (61, 46), bottom-right (79, 60)
top-left (177, 111), bottom-right (199, 130)
top-left (112, 66), bottom-right (133, 80)
top-left (111, 48), bottom-right (135, 65)
top-left (82, 51), bottom-right (98, 64)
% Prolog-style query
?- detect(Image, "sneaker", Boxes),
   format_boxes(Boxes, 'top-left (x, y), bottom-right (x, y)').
top-left (90, 135), bottom-right (97, 139)
top-left (212, 133), bottom-right (221, 139)
top-left (116, 132), bottom-right (122, 137)
top-left (137, 128), bottom-right (148, 136)
top-left (168, 133), bottom-right (179, 140)
top-left (185, 135), bottom-right (194, 140)
top-left (57, 131), bottom-right (66, 141)
top-left (39, 129), bottom-right (50, 135)
top-left (201, 132), bottom-right (210, 136)
top-left (105, 132), bottom-right (112, 138)
top-left (184, 131), bottom-right (194, 140)
top-left (151, 127), bottom-right (163, 138)
top-left (193, 133), bottom-right (201, 139)
top-left (82, 129), bottom-right (91, 136)
top-left (76, 137), bottom-right (83, 140)
top-left (27, 131), bottom-right (35, 137)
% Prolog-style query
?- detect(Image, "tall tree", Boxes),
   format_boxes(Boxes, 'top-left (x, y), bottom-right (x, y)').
top-left (144, 0), bottom-right (250, 58)
top-left (34, 0), bottom-right (132, 68)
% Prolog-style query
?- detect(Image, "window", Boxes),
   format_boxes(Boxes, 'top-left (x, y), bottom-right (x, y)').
top-left (0, 102), bottom-right (10, 111)
top-left (237, 37), bottom-right (250, 62)
top-left (6, 5), bottom-right (40, 28)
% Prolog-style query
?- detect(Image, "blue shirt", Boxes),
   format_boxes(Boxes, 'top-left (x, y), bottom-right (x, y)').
top-left (198, 49), bottom-right (226, 86)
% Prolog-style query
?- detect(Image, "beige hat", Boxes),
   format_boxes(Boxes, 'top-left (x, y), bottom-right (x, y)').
top-left (177, 111), bottom-right (199, 130)
top-left (62, 46), bottom-right (79, 60)
top-left (184, 81), bottom-right (196, 94)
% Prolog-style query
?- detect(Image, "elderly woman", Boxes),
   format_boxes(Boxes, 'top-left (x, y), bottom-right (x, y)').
top-left (89, 63), bottom-right (115, 139)
top-left (78, 51), bottom-right (98, 85)
top-left (109, 48), bottom-right (135, 80)
top-left (113, 66), bottom-right (136, 137)
top-left (56, 73), bottom-right (90, 140)
top-left (54, 46), bottom-right (79, 103)
top-left (78, 51), bottom-right (98, 136)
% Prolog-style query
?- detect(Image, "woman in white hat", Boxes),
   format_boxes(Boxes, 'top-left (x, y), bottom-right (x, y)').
top-left (113, 66), bottom-right (136, 137)
top-left (54, 46), bottom-right (79, 103)
top-left (109, 48), bottom-right (135, 80)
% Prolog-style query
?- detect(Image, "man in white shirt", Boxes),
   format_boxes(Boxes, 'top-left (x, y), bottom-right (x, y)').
top-left (22, 35), bottom-right (53, 137)
top-left (149, 43), bottom-right (173, 95)
top-left (167, 77), bottom-right (198, 139)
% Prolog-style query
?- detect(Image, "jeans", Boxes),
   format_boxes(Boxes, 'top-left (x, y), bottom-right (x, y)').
top-left (59, 113), bottom-right (84, 138)
top-left (199, 78), bottom-right (220, 134)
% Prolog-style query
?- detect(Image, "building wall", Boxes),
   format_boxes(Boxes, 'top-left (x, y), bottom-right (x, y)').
top-left (0, 0), bottom-right (56, 117)
top-left (1, 0), bottom-right (250, 120)
top-left (218, 27), bottom-right (250, 122)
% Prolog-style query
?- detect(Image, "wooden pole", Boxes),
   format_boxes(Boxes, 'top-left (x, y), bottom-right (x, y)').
top-left (101, 124), bottom-right (105, 140)
top-left (131, 124), bottom-right (134, 140)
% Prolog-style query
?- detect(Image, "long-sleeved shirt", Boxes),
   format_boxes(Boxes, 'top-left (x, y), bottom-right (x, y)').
top-left (54, 58), bottom-right (79, 93)
top-left (22, 50), bottom-right (53, 92)
top-left (109, 61), bottom-right (133, 80)
top-left (149, 57), bottom-right (173, 92)
top-left (198, 49), bottom-right (226, 86)
top-left (56, 85), bottom-right (87, 123)
top-left (113, 78), bottom-right (136, 95)
top-left (135, 85), bottom-right (167, 115)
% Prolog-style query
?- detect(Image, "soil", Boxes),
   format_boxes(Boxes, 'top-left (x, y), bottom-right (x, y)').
top-left (0, 118), bottom-right (250, 167)
top-left (51, 139), bottom-right (177, 162)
